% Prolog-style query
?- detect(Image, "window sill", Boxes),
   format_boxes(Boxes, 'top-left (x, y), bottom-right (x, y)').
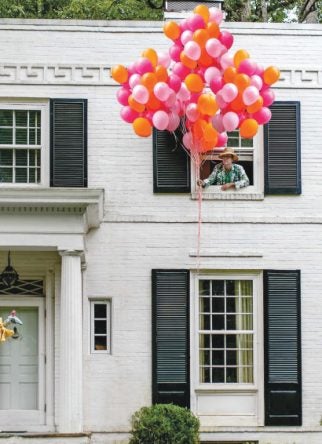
top-left (191, 187), bottom-right (264, 201)
top-left (195, 385), bottom-right (258, 393)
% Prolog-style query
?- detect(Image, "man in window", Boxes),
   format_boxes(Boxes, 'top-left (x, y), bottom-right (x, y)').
top-left (197, 147), bottom-right (250, 191)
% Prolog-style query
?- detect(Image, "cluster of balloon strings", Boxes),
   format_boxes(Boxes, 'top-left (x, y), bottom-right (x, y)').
top-left (111, 3), bottom-right (280, 264)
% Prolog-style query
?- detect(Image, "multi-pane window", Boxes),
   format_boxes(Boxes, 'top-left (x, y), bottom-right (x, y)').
top-left (199, 279), bottom-right (254, 384)
top-left (90, 300), bottom-right (111, 354)
top-left (0, 110), bottom-right (41, 184)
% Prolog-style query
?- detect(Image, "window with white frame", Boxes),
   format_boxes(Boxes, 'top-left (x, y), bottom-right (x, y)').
top-left (199, 278), bottom-right (254, 384)
top-left (90, 300), bottom-right (111, 353)
top-left (0, 109), bottom-right (42, 184)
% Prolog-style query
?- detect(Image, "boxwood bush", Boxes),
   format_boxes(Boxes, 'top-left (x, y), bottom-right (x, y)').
top-left (129, 404), bottom-right (200, 444)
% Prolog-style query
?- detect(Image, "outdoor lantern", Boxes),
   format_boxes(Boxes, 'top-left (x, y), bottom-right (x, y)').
top-left (0, 252), bottom-right (19, 288)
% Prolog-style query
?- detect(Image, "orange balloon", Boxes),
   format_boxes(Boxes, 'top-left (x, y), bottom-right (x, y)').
top-left (200, 138), bottom-right (217, 152)
top-left (163, 21), bottom-right (181, 40)
top-left (197, 94), bottom-right (219, 116)
top-left (155, 65), bottom-right (168, 82)
top-left (128, 95), bottom-right (145, 113)
top-left (203, 124), bottom-right (218, 143)
top-left (146, 92), bottom-right (161, 111)
top-left (207, 22), bottom-right (220, 38)
top-left (230, 93), bottom-right (245, 112)
top-left (234, 49), bottom-right (250, 68)
top-left (193, 29), bottom-right (209, 48)
top-left (141, 72), bottom-right (158, 91)
top-left (141, 48), bottom-right (158, 68)
top-left (194, 4), bottom-right (210, 22)
top-left (111, 65), bottom-right (128, 84)
top-left (234, 73), bottom-right (251, 91)
top-left (223, 67), bottom-right (237, 83)
top-left (185, 74), bottom-right (204, 93)
top-left (239, 119), bottom-right (258, 139)
top-left (192, 119), bottom-right (208, 140)
top-left (247, 96), bottom-right (264, 113)
top-left (198, 48), bottom-right (213, 67)
top-left (180, 52), bottom-right (198, 69)
top-left (264, 66), bottom-right (280, 85)
top-left (133, 117), bottom-right (152, 137)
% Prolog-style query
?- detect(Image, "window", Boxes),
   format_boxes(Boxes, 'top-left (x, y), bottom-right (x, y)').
top-left (0, 103), bottom-right (48, 186)
top-left (198, 278), bottom-right (254, 384)
top-left (90, 300), bottom-right (111, 354)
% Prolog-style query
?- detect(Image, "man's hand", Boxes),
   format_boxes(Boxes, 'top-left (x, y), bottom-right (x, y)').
top-left (197, 179), bottom-right (204, 187)
top-left (221, 183), bottom-right (235, 191)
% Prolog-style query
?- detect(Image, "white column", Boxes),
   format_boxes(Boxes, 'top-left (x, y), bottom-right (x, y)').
top-left (58, 250), bottom-right (83, 432)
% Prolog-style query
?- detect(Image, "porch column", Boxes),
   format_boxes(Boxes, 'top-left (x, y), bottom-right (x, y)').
top-left (58, 250), bottom-right (83, 432)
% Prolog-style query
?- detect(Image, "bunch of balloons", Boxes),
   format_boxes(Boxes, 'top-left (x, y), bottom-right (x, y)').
top-left (112, 3), bottom-right (279, 156)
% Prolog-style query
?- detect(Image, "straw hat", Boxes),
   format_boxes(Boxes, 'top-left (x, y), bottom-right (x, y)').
top-left (218, 147), bottom-right (238, 162)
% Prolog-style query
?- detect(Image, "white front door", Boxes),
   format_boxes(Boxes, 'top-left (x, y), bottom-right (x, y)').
top-left (0, 299), bottom-right (45, 427)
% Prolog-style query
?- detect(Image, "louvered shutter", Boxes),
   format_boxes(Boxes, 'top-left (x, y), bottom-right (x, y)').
top-left (264, 270), bottom-right (302, 426)
top-left (153, 129), bottom-right (191, 193)
top-left (50, 99), bottom-right (87, 187)
top-left (152, 270), bottom-right (190, 407)
top-left (264, 101), bottom-right (301, 194)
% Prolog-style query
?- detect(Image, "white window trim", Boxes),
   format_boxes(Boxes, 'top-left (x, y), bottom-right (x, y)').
top-left (191, 271), bottom-right (264, 393)
top-left (191, 126), bottom-right (264, 200)
top-left (90, 299), bottom-right (111, 354)
top-left (0, 100), bottom-right (50, 188)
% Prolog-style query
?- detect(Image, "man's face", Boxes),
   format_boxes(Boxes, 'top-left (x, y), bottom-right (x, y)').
top-left (222, 154), bottom-right (233, 170)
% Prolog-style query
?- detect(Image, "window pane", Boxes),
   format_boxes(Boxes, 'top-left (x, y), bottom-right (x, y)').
top-left (16, 128), bottom-right (27, 144)
top-left (226, 350), bottom-right (237, 365)
top-left (200, 350), bottom-right (210, 365)
top-left (0, 150), bottom-right (12, 166)
top-left (29, 168), bottom-right (36, 183)
top-left (0, 168), bottom-right (13, 182)
top-left (239, 334), bottom-right (253, 348)
top-left (0, 110), bottom-right (13, 126)
top-left (200, 367), bottom-right (210, 383)
top-left (94, 336), bottom-right (107, 351)
top-left (199, 280), bottom-right (210, 295)
top-left (36, 151), bottom-right (41, 166)
top-left (241, 138), bottom-right (253, 147)
top-left (15, 111), bottom-right (28, 127)
top-left (0, 128), bottom-right (13, 144)
top-left (199, 334), bottom-right (210, 348)
top-left (226, 334), bottom-right (237, 348)
top-left (200, 314), bottom-right (210, 330)
top-left (15, 168), bottom-right (27, 183)
top-left (226, 297), bottom-right (236, 313)
top-left (212, 280), bottom-right (224, 295)
top-left (226, 367), bottom-right (237, 383)
top-left (212, 314), bottom-right (224, 330)
top-left (212, 334), bottom-right (224, 349)
top-left (16, 150), bottom-right (28, 166)
top-left (240, 281), bottom-right (253, 296)
top-left (94, 304), bottom-right (107, 318)
top-left (36, 111), bottom-right (41, 127)
top-left (29, 150), bottom-right (35, 166)
top-left (36, 167), bottom-right (41, 183)
top-left (226, 280), bottom-right (238, 295)
top-left (94, 320), bottom-right (107, 334)
top-left (199, 297), bottom-right (210, 313)
top-left (227, 315), bottom-right (237, 330)
top-left (36, 128), bottom-right (41, 145)
top-left (212, 367), bottom-right (224, 383)
top-left (212, 350), bottom-right (224, 365)
top-left (29, 128), bottom-right (35, 145)
top-left (212, 297), bottom-right (224, 313)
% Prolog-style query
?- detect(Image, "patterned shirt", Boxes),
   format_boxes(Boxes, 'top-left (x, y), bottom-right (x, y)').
top-left (203, 163), bottom-right (250, 190)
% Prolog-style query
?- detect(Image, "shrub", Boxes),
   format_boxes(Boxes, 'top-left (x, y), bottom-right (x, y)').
top-left (129, 403), bottom-right (200, 444)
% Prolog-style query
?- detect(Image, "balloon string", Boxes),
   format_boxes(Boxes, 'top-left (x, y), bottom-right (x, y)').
top-left (195, 156), bottom-right (202, 270)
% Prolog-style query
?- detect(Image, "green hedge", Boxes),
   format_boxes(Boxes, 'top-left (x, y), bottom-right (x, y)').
top-left (129, 404), bottom-right (200, 444)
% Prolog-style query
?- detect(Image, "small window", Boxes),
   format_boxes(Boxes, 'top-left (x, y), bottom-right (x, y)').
top-left (90, 300), bottom-right (111, 354)
top-left (0, 109), bottom-right (42, 184)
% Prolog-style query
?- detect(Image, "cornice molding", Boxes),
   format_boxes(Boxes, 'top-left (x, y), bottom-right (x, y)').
top-left (0, 63), bottom-right (321, 88)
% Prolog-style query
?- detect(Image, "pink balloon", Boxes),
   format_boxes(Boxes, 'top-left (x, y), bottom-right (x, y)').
top-left (129, 74), bottom-right (141, 89)
top-left (205, 38), bottom-right (222, 58)
top-left (261, 89), bottom-right (275, 106)
top-left (250, 75), bottom-right (263, 91)
top-left (120, 106), bottom-right (138, 124)
top-left (220, 53), bottom-right (234, 70)
top-left (180, 19), bottom-right (189, 32)
top-left (169, 44), bottom-right (182, 63)
top-left (186, 103), bottom-right (200, 122)
top-left (177, 83), bottom-right (190, 101)
top-left (223, 111), bottom-right (239, 131)
top-left (221, 83), bottom-right (238, 103)
top-left (157, 51), bottom-right (171, 68)
top-left (154, 82), bottom-right (171, 101)
top-left (181, 30), bottom-right (193, 45)
top-left (187, 14), bottom-right (206, 31)
top-left (210, 76), bottom-right (224, 94)
top-left (209, 7), bottom-right (223, 24)
top-left (184, 41), bottom-right (201, 61)
top-left (204, 67), bottom-right (221, 85)
top-left (167, 113), bottom-right (180, 131)
top-left (253, 107), bottom-right (272, 124)
top-left (216, 92), bottom-right (228, 110)
top-left (183, 132), bottom-right (194, 150)
top-left (172, 62), bottom-right (190, 80)
top-left (212, 114), bottom-right (225, 133)
top-left (238, 59), bottom-right (257, 76)
top-left (219, 31), bottom-right (234, 49)
top-left (153, 110), bottom-right (169, 131)
top-left (116, 87), bottom-right (131, 106)
top-left (172, 100), bottom-right (181, 115)
top-left (135, 57), bottom-right (153, 75)
top-left (132, 85), bottom-right (149, 104)
top-left (237, 111), bottom-right (247, 125)
top-left (145, 110), bottom-right (154, 123)
top-left (165, 91), bottom-right (176, 107)
top-left (127, 62), bottom-right (136, 76)
top-left (254, 64), bottom-right (265, 76)
top-left (243, 86), bottom-right (260, 106)
top-left (190, 93), bottom-right (200, 104)
top-left (217, 132), bottom-right (228, 147)
top-left (168, 74), bottom-right (182, 93)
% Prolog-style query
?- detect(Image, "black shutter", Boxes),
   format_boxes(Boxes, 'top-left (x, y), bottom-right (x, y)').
top-left (264, 270), bottom-right (302, 426)
top-left (153, 129), bottom-right (191, 193)
top-left (152, 270), bottom-right (190, 407)
top-left (50, 99), bottom-right (87, 187)
top-left (264, 101), bottom-right (301, 194)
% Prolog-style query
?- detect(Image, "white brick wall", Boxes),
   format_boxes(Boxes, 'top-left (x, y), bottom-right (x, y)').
top-left (1, 19), bottom-right (322, 443)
